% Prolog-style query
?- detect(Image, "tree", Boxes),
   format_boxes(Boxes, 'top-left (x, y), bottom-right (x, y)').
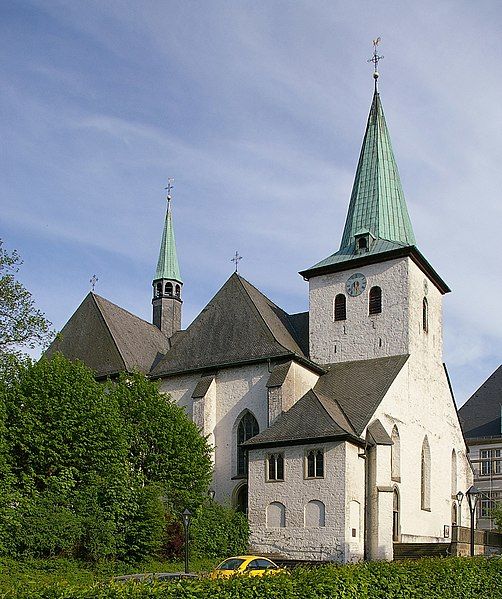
top-left (0, 239), bottom-right (53, 355)
top-left (108, 372), bottom-right (213, 513)
top-left (0, 355), bottom-right (214, 561)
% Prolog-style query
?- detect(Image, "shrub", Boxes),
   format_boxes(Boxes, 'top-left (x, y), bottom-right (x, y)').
top-left (190, 502), bottom-right (249, 558)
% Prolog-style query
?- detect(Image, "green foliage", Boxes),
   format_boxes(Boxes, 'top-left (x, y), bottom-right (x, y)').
top-left (0, 355), bottom-right (214, 563)
top-left (108, 372), bottom-right (213, 514)
top-left (190, 502), bottom-right (249, 558)
top-left (0, 239), bottom-right (53, 355)
top-left (1, 557), bottom-right (502, 599)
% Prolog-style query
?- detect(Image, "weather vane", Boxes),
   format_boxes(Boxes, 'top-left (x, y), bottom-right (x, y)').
top-left (231, 251), bottom-right (242, 273)
top-left (367, 37), bottom-right (384, 88)
top-left (90, 274), bottom-right (98, 292)
top-left (165, 177), bottom-right (174, 210)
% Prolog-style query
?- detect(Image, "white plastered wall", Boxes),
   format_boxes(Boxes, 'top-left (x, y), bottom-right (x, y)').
top-left (248, 441), bottom-right (363, 561)
top-left (159, 361), bottom-right (320, 506)
top-left (308, 258), bottom-right (409, 364)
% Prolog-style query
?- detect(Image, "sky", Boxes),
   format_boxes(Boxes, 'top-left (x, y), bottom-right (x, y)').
top-left (1, 1), bottom-right (501, 406)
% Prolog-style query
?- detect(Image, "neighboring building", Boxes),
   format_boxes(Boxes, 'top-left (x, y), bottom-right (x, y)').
top-left (47, 75), bottom-right (472, 562)
top-left (459, 366), bottom-right (502, 530)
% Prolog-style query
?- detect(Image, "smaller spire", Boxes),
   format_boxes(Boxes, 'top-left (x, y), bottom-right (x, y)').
top-left (155, 179), bottom-right (182, 283)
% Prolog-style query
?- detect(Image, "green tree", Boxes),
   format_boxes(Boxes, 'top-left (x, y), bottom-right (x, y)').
top-left (0, 239), bottom-right (53, 355)
top-left (0, 355), bottom-right (214, 561)
top-left (108, 372), bottom-right (213, 513)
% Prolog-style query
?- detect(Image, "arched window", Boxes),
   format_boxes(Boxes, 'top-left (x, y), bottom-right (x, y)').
top-left (421, 436), bottom-right (431, 511)
top-left (175, 284), bottom-right (181, 297)
top-left (423, 298), bottom-right (428, 332)
top-left (237, 412), bottom-right (259, 476)
top-left (393, 488), bottom-right (400, 541)
top-left (391, 425), bottom-right (401, 481)
top-left (267, 501), bottom-right (286, 528)
top-left (451, 449), bottom-right (457, 498)
top-left (235, 484), bottom-right (248, 515)
top-left (334, 294), bottom-right (346, 321)
top-left (156, 282), bottom-right (162, 297)
top-left (369, 286), bottom-right (382, 315)
top-left (304, 500), bottom-right (325, 527)
top-left (452, 502), bottom-right (458, 527)
top-left (165, 282), bottom-right (173, 296)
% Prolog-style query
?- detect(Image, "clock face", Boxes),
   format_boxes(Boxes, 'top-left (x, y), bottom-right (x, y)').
top-left (346, 273), bottom-right (367, 297)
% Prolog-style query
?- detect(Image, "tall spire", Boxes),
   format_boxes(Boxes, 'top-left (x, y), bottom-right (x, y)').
top-left (155, 179), bottom-right (182, 283)
top-left (339, 59), bottom-right (415, 250)
top-left (152, 179), bottom-right (183, 337)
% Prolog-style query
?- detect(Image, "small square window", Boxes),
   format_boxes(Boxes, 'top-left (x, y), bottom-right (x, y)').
top-left (267, 453), bottom-right (284, 481)
top-left (305, 449), bottom-right (324, 479)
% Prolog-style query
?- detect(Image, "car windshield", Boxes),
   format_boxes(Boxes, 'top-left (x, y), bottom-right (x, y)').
top-left (217, 558), bottom-right (245, 570)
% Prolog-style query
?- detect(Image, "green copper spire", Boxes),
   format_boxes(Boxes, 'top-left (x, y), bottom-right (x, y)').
top-left (340, 90), bottom-right (415, 249)
top-left (155, 198), bottom-right (182, 283)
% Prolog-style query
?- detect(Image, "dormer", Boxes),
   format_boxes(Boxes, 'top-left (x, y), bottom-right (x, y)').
top-left (354, 229), bottom-right (376, 254)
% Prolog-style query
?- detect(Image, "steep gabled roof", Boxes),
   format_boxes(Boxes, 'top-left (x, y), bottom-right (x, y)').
top-left (45, 293), bottom-right (169, 378)
top-left (151, 273), bottom-right (309, 377)
top-left (245, 354), bottom-right (408, 448)
top-left (243, 389), bottom-right (356, 448)
top-left (314, 355), bottom-right (409, 435)
top-left (459, 365), bottom-right (502, 439)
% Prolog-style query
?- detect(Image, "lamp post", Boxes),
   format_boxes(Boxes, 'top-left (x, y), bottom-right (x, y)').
top-left (455, 491), bottom-right (464, 527)
top-left (466, 486), bottom-right (480, 557)
top-left (182, 508), bottom-right (192, 574)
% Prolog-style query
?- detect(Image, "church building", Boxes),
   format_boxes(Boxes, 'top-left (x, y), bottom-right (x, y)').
top-left (47, 72), bottom-right (472, 562)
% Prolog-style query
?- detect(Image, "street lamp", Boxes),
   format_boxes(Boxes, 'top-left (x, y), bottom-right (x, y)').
top-left (466, 486), bottom-right (480, 557)
top-left (455, 491), bottom-right (464, 527)
top-left (182, 508), bottom-right (192, 574)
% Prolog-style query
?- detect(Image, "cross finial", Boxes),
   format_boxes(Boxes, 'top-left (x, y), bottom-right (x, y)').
top-left (231, 251), bottom-right (242, 273)
top-left (90, 274), bottom-right (98, 292)
top-left (165, 177), bottom-right (174, 211)
top-left (367, 37), bottom-right (384, 89)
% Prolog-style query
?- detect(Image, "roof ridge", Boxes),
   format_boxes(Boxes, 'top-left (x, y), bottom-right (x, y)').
top-left (90, 293), bottom-right (127, 372)
top-left (235, 274), bottom-right (300, 355)
top-left (312, 388), bottom-right (356, 435)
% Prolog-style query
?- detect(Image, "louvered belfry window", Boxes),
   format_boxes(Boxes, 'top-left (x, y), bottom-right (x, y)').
top-left (369, 286), bottom-right (382, 315)
top-left (334, 294), bottom-right (346, 321)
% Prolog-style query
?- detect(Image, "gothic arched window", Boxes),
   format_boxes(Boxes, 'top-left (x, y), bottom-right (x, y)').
top-left (391, 425), bottom-right (401, 481)
top-left (237, 412), bottom-right (259, 476)
top-left (334, 294), bottom-right (346, 321)
top-left (369, 286), bottom-right (382, 315)
top-left (451, 449), bottom-right (457, 498)
top-left (423, 298), bottom-right (429, 332)
top-left (421, 436), bottom-right (431, 511)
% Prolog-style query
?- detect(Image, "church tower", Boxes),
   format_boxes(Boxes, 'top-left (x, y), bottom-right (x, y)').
top-left (300, 68), bottom-right (450, 366)
top-left (152, 181), bottom-right (183, 337)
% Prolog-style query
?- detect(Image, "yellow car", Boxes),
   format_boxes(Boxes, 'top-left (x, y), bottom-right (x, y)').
top-left (210, 555), bottom-right (284, 578)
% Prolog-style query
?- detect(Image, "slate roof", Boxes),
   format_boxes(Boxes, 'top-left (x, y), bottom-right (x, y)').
top-left (45, 293), bottom-right (169, 378)
top-left (245, 354), bottom-right (408, 447)
top-left (458, 365), bottom-right (502, 439)
top-left (151, 273), bottom-right (312, 377)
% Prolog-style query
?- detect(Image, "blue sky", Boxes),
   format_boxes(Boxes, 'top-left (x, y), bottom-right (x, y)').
top-left (1, 1), bottom-right (501, 405)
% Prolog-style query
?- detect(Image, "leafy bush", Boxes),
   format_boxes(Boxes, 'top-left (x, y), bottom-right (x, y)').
top-left (190, 502), bottom-right (249, 558)
top-left (0, 355), bottom-right (213, 563)
top-left (2, 557), bottom-right (502, 599)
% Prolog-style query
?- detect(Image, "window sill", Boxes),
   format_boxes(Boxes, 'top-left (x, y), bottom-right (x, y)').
top-left (266, 479), bottom-right (285, 483)
top-left (421, 507), bottom-right (431, 512)
top-left (304, 476), bottom-right (325, 480)
top-left (391, 476), bottom-right (401, 483)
